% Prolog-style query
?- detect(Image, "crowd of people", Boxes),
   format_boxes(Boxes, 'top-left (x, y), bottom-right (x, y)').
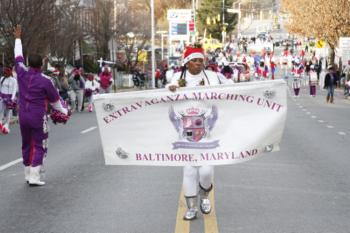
top-left (0, 59), bottom-right (117, 135)
top-left (279, 48), bottom-right (350, 104)
top-left (153, 37), bottom-right (350, 106)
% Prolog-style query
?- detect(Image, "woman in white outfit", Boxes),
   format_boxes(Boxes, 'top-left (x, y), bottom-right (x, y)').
top-left (168, 46), bottom-right (231, 220)
top-left (84, 74), bottom-right (99, 112)
top-left (0, 67), bottom-right (17, 134)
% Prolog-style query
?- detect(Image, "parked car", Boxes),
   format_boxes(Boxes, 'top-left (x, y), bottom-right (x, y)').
top-left (201, 38), bottom-right (223, 52)
top-left (229, 62), bottom-right (251, 82)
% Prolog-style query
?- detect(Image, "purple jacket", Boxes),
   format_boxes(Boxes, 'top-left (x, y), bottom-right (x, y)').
top-left (15, 53), bottom-right (60, 128)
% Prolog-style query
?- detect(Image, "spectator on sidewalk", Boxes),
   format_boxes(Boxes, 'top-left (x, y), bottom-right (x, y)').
top-left (58, 74), bottom-right (70, 103)
top-left (84, 74), bottom-right (99, 112)
top-left (68, 68), bottom-right (85, 112)
top-left (155, 68), bottom-right (162, 88)
top-left (324, 65), bottom-right (339, 103)
top-left (342, 60), bottom-right (350, 97)
top-left (98, 65), bottom-right (113, 93)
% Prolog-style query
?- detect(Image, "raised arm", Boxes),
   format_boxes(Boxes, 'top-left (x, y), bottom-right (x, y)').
top-left (13, 25), bottom-right (27, 78)
top-left (13, 25), bottom-right (23, 58)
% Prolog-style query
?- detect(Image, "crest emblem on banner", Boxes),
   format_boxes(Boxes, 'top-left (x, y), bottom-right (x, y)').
top-left (103, 103), bottom-right (115, 112)
top-left (263, 90), bottom-right (276, 99)
top-left (182, 115), bottom-right (206, 142)
top-left (169, 104), bottom-right (219, 149)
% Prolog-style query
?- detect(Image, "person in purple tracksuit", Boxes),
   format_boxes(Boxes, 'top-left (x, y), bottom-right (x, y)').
top-left (13, 25), bottom-right (68, 186)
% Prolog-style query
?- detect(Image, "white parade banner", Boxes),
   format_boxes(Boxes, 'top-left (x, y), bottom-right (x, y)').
top-left (94, 80), bottom-right (287, 166)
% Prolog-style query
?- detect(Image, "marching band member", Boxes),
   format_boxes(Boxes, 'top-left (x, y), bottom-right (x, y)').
top-left (84, 74), bottom-right (99, 112)
top-left (308, 65), bottom-right (318, 97)
top-left (13, 25), bottom-right (69, 186)
top-left (0, 67), bottom-right (17, 134)
top-left (292, 58), bottom-right (303, 97)
top-left (167, 45), bottom-right (230, 220)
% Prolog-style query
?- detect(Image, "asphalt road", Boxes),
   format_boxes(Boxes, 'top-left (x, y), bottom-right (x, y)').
top-left (0, 79), bottom-right (350, 233)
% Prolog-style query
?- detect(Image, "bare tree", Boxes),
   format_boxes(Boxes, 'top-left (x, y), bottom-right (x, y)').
top-left (0, 0), bottom-right (83, 66)
top-left (48, 0), bottom-right (83, 66)
top-left (282, 0), bottom-right (350, 63)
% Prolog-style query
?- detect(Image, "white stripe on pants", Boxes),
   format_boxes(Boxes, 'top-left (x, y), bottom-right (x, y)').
top-left (0, 100), bottom-right (13, 126)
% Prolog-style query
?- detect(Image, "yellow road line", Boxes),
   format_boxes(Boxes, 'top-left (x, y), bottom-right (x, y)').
top-left (174, 189), bottom-right (190, 233)
top-left (203, 187), bottom-right (219, 233)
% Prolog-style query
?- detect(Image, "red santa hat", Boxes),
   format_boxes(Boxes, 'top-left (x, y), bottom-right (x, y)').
top-left (183, 47), bottom-right (205, 65)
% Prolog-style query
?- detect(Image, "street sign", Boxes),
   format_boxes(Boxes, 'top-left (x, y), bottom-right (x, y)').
top-left (189, 21), bottom-right (195, 32)
top-left (316, 39), bottom-right (325, 48)
top-left (167, 9), bottom-right (192, 21)
top-left (227, 9), bottom-right (240, 14)
top-left (137, 50), bottom-right (148, 62)
top-left (339, 37), bottom-right (350, 63)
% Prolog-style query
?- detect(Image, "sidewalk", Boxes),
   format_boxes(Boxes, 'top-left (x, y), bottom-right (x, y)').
top-left (334, 87), bottom-right (350, 100)
top-left (10, 116), bottom-right (18, 125)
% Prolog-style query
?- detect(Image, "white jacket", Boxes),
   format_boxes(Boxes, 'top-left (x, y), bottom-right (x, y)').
top-left (168, 69), bottom-right (233, 88)
top-left (85, 80), bottom-right (99, 92)
top-left (0, 76), bottom-right (17, 100)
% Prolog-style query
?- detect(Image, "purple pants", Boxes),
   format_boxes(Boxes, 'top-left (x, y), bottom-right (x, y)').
top-left (20, 114), bottom-right (49, 167)
top-left (310, 85), bottom-right (316, 96)
top-left (294, 88), bottom-right (300, 96)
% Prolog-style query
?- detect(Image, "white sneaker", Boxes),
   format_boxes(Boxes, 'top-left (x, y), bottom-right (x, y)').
top-left (24, 166), bottom-right (30, 183)
top-left (183, 197), bottom-right (198, 220)
top-left (200, 198), bottom-right (211, 214)
top-left (28, 166), bottom-right (45, 186)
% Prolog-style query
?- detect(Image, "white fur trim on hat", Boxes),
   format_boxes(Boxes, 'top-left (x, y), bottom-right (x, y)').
top-left (183, 52), bottom-right (205, 65)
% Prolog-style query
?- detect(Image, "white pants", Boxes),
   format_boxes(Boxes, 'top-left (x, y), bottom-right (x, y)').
top-left (0, 100), bottom-right (12, 127)
top-left (68, 90), bottom-right (84, 112)
top-left (183, 165), bottom-right (213, 197)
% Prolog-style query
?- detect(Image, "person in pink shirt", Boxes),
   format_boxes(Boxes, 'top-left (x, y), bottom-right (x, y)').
top-left (99, 65), bottom-right (113, 93)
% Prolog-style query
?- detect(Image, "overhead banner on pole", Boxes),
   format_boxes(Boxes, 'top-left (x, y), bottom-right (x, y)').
top-left (94, 80), bottom-right (287, 166)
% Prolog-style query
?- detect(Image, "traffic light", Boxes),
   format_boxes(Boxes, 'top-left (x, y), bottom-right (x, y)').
top-left (189, 21), bottom-right (195, 32)
top-left (206, 16), bottom-right (211, 25)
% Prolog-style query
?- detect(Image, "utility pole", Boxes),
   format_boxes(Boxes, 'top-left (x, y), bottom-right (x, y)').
top-left (222, 0), bottom-right (226, 43)
top-left (151, 0), bottom-right (155, 89)
top-left (222, 0), bottom-right (225, 25)
top-left (192, 0), bottom-right (196, 43)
